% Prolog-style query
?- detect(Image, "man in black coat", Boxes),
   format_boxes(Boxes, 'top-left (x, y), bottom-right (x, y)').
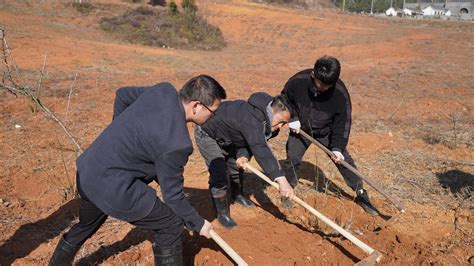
top-left (194, 93), bottom-right (295, 228)
top-left (49, 75), bottom-right (227, 266)
top-left (281, 56), bottom-right (378, 216)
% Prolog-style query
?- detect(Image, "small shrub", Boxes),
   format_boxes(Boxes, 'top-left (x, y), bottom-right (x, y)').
top-left (134, 5), bottom-right (157, 15)
top-left (181, 0), bottom-right (198, 14)
top-left (150, 0), bottom-right (167, 6)
top-left (72, 2), bottom-right (96, 14)
top-left (100, 6), bottom-right (226, 50)
top-left (253, 0), bottom-right (309, 9)
top-left (168, 0), bottom-right (178, 15)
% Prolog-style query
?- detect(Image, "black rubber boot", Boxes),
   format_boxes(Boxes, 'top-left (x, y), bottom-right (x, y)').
top-left (153, 243), bottom-right (183, 266)
top-left (230, 176), bottom-right (254, 208)
top-left (355, 189), bottom-right (379, 216)
top-left (212, 192), bottom-right (238, 228)
top-left (49, 236), bottom-right (81, 266)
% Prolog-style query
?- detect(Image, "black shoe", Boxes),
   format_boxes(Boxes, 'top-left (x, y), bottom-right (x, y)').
top-left (230, 175), bottom-right (254, 208)
top-left (217, 212), bottom-right (238, 228)
top-left (233, 194), bottom-right (255, 208)
top-left (212, 193), bottom-right (238, 228)
top-left (355, 189), bottom-right (378, 216)
top-left (49, 236), bottom-right (81, 266)
top-left (153, 243), bottom-right (183, 266)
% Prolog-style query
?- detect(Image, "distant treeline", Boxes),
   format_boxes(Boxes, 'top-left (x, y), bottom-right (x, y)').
top-left (255, 0), bottom-right (405, 12)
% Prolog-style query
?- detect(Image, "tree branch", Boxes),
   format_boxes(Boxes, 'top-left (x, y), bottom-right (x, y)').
top-left (0, 28), bottom-right (83, 154)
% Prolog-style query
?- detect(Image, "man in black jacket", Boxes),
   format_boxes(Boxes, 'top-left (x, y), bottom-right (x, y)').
top-left (49, 75), bottom-right (226, 266)
top-left (281, 56), bottom-right (378, 216)
top-left (194, 93), bottom-right (295, 228)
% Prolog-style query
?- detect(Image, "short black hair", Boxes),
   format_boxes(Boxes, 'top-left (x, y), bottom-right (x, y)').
top-left (313, 56), bottom-right (341, 85)
top-left (179, 75), bottom-right (226, 105)
top-left (271, 94), bottom-right (292, 115)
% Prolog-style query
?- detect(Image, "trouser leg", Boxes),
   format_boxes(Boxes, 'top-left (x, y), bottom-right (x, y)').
top-left (336, 150), bottom-right (363, 191)
top-left (50, 176), bottom-right (108, 266)
top-left (194, 126), bottom-right (228, 191)
top-left (207, 164), bottom-right (237, 227)
top-left (194, 126), bottom-right (236, 228)
top-left (284, 132), bottom-right (311, 187)
top-left (226, 156), bottom-right (254, 208)
top-left (131, 198), bottom-right (184, 266)
top-left (316, 136), bottom-right (363, 192)
top-left (316, 136), bottom-right (377, 215)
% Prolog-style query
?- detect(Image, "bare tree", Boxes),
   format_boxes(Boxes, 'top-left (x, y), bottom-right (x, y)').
top-left (0, 28), bottom-right (83, 154)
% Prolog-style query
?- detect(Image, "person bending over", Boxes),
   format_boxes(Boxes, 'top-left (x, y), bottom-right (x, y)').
top-left (49, 75), bottom-right (226, 266)
top-left (195, 93), bottom-right (295, 228)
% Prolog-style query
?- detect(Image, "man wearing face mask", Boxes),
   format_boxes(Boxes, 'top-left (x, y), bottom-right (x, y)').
top-left (194, 93), bottom-right (295, 228)
top-left (281, 56), bottom-right (378, 216)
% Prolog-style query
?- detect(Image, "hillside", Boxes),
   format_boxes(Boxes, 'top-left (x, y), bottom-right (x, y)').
top-left (0, 0), bottom-right (472, 264)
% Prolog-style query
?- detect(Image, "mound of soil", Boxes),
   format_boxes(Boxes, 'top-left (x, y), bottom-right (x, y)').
top-left (100, 6), bottom-right (226, 50)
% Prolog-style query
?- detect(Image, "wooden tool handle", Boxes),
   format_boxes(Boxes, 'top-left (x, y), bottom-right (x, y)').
top-left (245, 163), bottom-right (376, 255)
top-left (210, 229), bottom-right (248, 266)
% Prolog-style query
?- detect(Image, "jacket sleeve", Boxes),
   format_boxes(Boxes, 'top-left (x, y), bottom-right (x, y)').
top-left (154, 146), bottom-right (205, 232)
top-left (281, 79), bottom-right (299, 122)
top-left (236, 147), bottom-right (252, 160)
top-left (113, 86), bottom-right (149, 119)
top-left (329, 94), bottom-right (352, 152)
top-left (241, 119), bottom-right (284, 181)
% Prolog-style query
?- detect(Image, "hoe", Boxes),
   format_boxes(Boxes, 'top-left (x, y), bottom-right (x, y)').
top-left (209, 229), bottom-right (248, 265)
top-left (299, 130), bottom-right (406, 213)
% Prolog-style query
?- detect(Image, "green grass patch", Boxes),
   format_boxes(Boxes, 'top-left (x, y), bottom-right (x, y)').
top-left (100, 5), bottom-right (226, 50)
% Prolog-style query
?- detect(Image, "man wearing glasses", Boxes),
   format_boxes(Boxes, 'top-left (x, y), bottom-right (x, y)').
top-left (281, 56), bottom-right (378, 216)
top-left (50, 75), bottom-right (226, 265)
top-left (194, 93), bottom-right (295, 228)
top-left (199, 101), bottom-right (217, 116)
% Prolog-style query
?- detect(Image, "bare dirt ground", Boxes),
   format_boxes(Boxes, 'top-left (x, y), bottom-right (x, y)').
top-left (0, 0), bottom-right (473, 265)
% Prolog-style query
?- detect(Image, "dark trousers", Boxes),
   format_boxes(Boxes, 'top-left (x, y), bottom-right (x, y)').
top-left (64, 177), bottom-right (183, 249)
top-left (194, 126), bottom-right (243, 197)
top-left (285, 132), bottom-right (363, 191)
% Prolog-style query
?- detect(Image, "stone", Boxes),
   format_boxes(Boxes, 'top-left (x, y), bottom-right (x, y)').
top-left (467, 215), bottom-right (474, 223)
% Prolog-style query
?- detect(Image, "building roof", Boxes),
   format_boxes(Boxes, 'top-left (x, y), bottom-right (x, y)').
top-left (423, 5), bottom-right (451, 11)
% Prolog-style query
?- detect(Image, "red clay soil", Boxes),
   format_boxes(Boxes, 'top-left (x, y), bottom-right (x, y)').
top-left (0, 0), bottom-right (472, 265)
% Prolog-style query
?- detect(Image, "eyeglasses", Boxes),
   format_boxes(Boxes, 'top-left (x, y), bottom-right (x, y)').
top-left (200, 102), bottom-right (216, 116)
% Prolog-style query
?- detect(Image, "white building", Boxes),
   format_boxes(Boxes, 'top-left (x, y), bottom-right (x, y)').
top-left (422, 6), bottom-right (452, 16)
top-left (403, 8), bottom-right (414, 16)
top-left (386, 7), bottom-right (398, 16)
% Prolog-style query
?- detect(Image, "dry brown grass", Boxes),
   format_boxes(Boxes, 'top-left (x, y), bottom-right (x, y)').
top-left (100, 5), bottom-right (226, 50)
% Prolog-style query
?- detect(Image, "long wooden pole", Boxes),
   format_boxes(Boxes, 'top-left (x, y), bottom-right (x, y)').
top-left (299, 130), bottom-right (405, 213)
top-left (209, 229), bottom-right (248, 266)
top-left (245, 163), bottom-right (382, 261)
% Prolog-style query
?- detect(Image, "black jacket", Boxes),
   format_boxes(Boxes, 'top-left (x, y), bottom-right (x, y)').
top-left (76, 83), bottom-right (204, 232)
top-left (200, 92), bottom-right (284, 180)
top-left (282, 69), bottom-right (352, 152)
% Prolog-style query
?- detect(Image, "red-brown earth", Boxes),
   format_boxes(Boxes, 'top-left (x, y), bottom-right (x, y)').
top-left (0, 0), bottom-right (472, 265)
